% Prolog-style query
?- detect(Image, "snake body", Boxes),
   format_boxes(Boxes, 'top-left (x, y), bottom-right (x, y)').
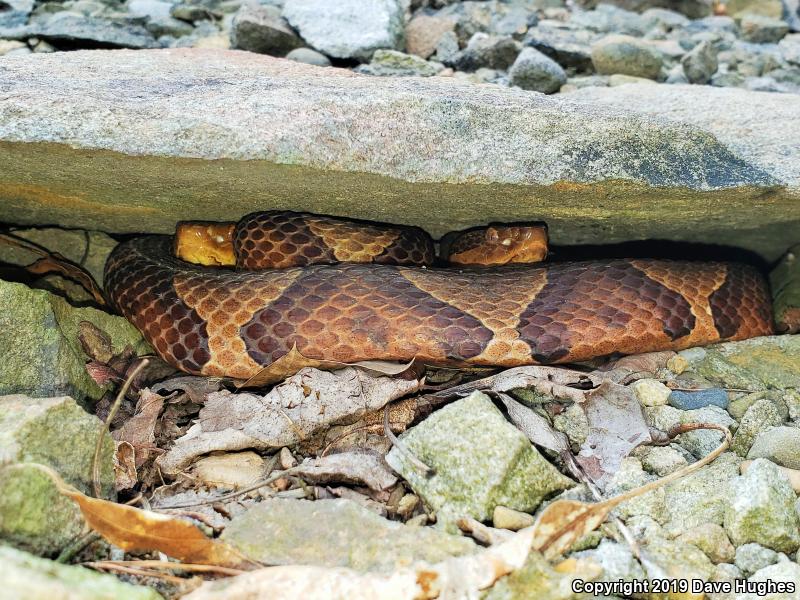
top-left (105, 212), bottom-right (775, 380)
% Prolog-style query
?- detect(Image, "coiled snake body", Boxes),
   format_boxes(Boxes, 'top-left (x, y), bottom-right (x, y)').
top-left (105, 212), bottom-right (774, 380)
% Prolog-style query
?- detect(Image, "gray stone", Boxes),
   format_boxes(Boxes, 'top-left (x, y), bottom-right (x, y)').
top-left (570, 4), bottom-right (648, 36)
top-left (433, 0), bottom-right (542, 45)
top-left (747, 427), bottom-right (800, 469)
top-left (0, 39), bottom-right (29, 56)
top-left (484, 548), bottom-right (583, 600)
top-left (127, 0), bottom-right (172, 20)
top-left (524, 21), bottom-right (600, 70)
top-left (147, 16), bottom-right (193, 39)
top-left (643, 536), bottom-right (716, 583)
top-left (672, 335), bottom-right (800, 391)
top-left (662, 452), bottom-right (741, 536)
top-left (735, 543), bottom-right (780, 577)
top-left (779, 34), bottom-right (800, 64)
top-left (733, 397), bottom-right (789, 457)
top-left (678, 406), bottom-right (736, 459)
top-left (32, 12), bottom-right (160, 48)
top-left (0, 279), bottom-right (149, 401)
top-left (285, 46), bottom-right (329, 66)
top-left (669, 388), bottom-right (728, 410)
top-left (711, 69), bottom-right (747, 87)
top-left (574, 0), bottom-right (711, 19)
top-left (509, 46), bottom-right (566, 93)
top-left (783, 0), bottom-right (800, 32)
top-left (682, 39), bottom-right (718, 83)
top-left (0, 395), bottom-right (114, 557)
top-left (591, 34), bottom-right (664, 79)
top-left (676, 523), bottom-right (736, 564)
top-left (739, 13), bottom-right (790, 43)
top-left (574, 539), bottom-right (646, 582)
top-left (1, 50), bottom-right (800, 262)
top-left (744, 561), bottom-right (800, 600)
top-left (1, 545), bottom-right (163, 599)
top-left (772, 244), bottom-right (800, 335)
top-left (560, 73), bottom-right (610, 91)
top-left (0, 0), bottom-right (33, 28)
top-left (447, 32), bottom-right (522, 71)
top-left (639, 445), bottom-right (688, 476)
top-left (220, 498), bottom-right (477, 572)
top-left (686, 15), bottom-right (739, 35)
top-left (552, 402), bottom-right (589, 449)
top-left (385, 391), bottom-right (574, 531)
top-left (355, 49), bottom-right (441, 77)
top-left (170, 3), bottom-right (218, 23)
top-left (724, 458), bottom-right (800, 553)
top-left (282, 0), bottom-right (404, 61)
top-left (230, 4), bottom-right (301, 56)
top-left (641, 8), bottom-right (690, 31)
top-left (605, 458), bottom-right (666, 522)
top-left (433, 29), bottom-right (459, 62)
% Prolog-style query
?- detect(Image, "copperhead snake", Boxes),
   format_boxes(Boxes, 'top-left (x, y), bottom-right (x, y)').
top-left (104, 211), bottom-right (774, 380)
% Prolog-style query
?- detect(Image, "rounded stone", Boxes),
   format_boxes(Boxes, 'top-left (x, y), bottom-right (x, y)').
top-left (633, 378), bottom-right (672, 407)
top-left (509, 47), bottom-right (567, 94)
top-left (591, 35), bottom-right (664, 79)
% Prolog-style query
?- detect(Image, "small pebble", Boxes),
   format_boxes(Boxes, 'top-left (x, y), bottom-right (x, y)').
top-left (493, 505), bottom-right (535, 530)
top-left (678, 347), bottom-right (706, 364)
top-left (666, 354), bottom-right (688, 375)
top-left (735, 543), bottom-right (780, 577)
top-left (279, 446), bottom-right (297, 469)
top-left (405, 513), bottom-right (429, 527)
top-left (397, 494), bottom-right (419, 519)
top-left (633, 378), bottom-right (671, 407)
top-left (669, 388), bottom-right (728, 410)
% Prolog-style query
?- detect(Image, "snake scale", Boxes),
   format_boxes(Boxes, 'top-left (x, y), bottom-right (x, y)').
top-left (104, 211), bottom-right (775, 380)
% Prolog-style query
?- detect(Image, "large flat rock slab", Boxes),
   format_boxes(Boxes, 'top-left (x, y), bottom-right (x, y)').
top-left (0, 49), bottom-right (797, 259)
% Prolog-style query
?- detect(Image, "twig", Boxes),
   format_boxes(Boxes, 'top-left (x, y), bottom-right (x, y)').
top-left (383, 403), bottom-right (433, 476)
top-left (561, 452), bottom-right (643, 563)
top-left (56, 531), bottom-right (100, 564)
top-left (83, 562), bottom-right (186, 584)
top-left (602, 423), bottom-right (732, 511)
top-left (154, 468), bottom-right (293, 509)
top-left (92, 359), bottom-right (148, 497)
top-left (84, 559), bottom-right (245, 577)
top-left (431, 365), bottom-right (598, 404)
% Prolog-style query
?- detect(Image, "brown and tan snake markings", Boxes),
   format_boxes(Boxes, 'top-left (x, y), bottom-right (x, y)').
top-left (104, 212), bottom-right (775, 380)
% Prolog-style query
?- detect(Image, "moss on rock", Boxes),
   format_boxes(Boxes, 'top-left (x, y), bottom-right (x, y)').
top-left (0, 278), bottom-right (149, 401)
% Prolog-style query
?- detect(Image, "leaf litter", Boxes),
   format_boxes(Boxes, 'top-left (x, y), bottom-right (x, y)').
top-left (15, 317), bottom-right (742, 597)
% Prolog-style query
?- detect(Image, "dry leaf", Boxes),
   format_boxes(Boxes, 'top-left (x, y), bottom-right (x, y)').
top-left (193, 452), bottom-right (266, 490)
top-left (8, 463), bottom-right (249, 567)
top-left (183, 565), bottom-right (420, 600)
top-left (606, 351), bottom-right (675, 376)
top-left (113, 442), bottom-right (139, 491)
top-left (183, 521), bottom-right (537, 600)
top-left (575, 381), bottom-right (652, 489)
top-left (113, 389), bottom-right (165, 468)
top-left (241, 345), bottom-right (418, 387)
top-left (64, 490), bottom-right (248, 567)
top-left (433, 366), bottom-right (599, 404)
top-left (159, 367), bottom-right (421, 475)
top-left (153, 376), bottom-right (225, 404)
top-left (292, 452), bottom-right (398, 492)
top-left (495, 393), bottom-right (569, 453)
top-left (531, 499), bottom-right (615, 560)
